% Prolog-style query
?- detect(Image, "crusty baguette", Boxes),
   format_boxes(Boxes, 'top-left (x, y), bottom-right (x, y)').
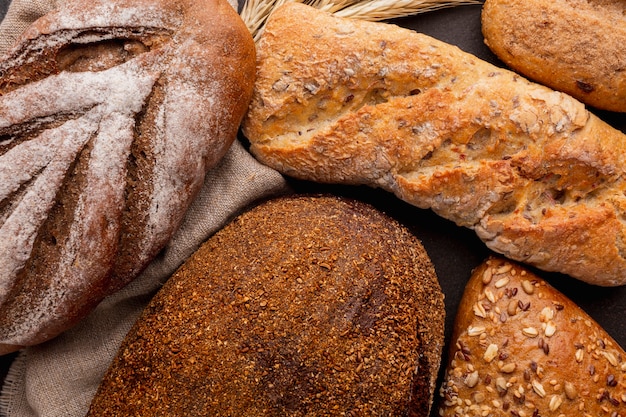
top-left (439, 257), bottom-right (626, 416)
top-left (0, 0), bottom-right (255, 355)
top-left (87, 194), bottom-right (445, 416)
top-left (242, 3), bottom-right (626, 287)
top-left (482, 0), bottom-right (626, 113)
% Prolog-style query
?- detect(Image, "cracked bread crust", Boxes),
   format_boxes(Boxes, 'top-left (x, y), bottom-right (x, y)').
top-left (242, 3), bottom-right (626, 286)
top-left (0, 0), bottom-right (255, 354)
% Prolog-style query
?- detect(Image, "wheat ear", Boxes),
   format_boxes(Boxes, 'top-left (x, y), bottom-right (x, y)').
top-left (240, 0), bottom-right (482, 41)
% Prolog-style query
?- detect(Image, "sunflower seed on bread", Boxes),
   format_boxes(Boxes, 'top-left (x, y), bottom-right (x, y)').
top-left (439, 257), bottom-right (626, 416)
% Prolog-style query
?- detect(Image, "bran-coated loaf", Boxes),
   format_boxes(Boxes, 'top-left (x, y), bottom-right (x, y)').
top-left (87, 194), bottom-right (445, 416)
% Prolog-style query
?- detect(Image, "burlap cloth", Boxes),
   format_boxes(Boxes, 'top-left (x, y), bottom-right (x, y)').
top-left (0, 0), bottom-right (291, 415)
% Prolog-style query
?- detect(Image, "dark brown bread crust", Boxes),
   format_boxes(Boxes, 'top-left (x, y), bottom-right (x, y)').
top-left (439, 257), bottom-right (626, 416)
top-left (87, 194), bottom-right (445, 416)
top-left (0, 0), bottom-right (255, 354)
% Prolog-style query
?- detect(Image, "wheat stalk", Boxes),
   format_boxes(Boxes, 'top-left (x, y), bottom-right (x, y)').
top-left (240, 0), bottom-right (482, 41)
top-left (332, 0), bottom-right (482, 20)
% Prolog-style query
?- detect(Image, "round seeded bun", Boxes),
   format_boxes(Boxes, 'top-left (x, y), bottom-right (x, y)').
top-left (87, 194), bottom-right (445, 416)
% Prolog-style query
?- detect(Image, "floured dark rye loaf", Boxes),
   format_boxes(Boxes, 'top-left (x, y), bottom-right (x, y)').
top-left (87, 194), bottom-right (446, 416)
top-left (0, 0), bottom-right (255, 354)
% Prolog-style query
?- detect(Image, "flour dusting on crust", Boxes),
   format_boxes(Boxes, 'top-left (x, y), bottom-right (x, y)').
top-left (0, 0), bottom-right (256, 353)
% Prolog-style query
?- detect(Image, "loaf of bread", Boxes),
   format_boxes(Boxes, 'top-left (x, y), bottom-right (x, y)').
top-left (242, 3), bottom-right (626, 287)
top-left (87, 194), bottom-right (445, 416)
top-left (439, 257), bottom-right (626, 416)
top-left (482, 0), bottom-right (626, 113)
top-left (0, 0), bottom-right (255, 355)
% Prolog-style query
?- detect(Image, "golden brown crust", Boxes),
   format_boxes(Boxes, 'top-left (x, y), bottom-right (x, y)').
top-left (87, 194), bottom-right (445, 416)
top-left (439, 257), bottom-right (626, 416)
top-left (0, 0), bottom-right (255, 355)
top-left (242, 3), bottom-right (626, 286)
top-left (481, 0), bottom-right (626, 113)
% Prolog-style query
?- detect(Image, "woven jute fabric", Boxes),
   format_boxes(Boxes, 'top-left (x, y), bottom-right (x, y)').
top-left (0, 0), bottom-right (57, 53)
top-left (0, 1), bottom-right (290, 415)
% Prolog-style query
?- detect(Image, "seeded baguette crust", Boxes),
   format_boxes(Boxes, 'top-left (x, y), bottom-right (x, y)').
top-left (87, 194), bottom-right (445, 416)
top-left (482, 0), bottom-right (626, 113)
top-left (242, 3), bottom-right (626, 287)
top-left (0, 0), bottom-right (255, 354)
top-left (439, 257), bottom-right (626, 416)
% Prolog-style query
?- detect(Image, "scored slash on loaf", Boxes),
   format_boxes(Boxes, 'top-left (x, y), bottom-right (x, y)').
top-left (242, 3), bottom-right (626, 287)
top-left (439, 257), bottom-right (626, 416)
top-left (0, 0), bottom-right (256, 354)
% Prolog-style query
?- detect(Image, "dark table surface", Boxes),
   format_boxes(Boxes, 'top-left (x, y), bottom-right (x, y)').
top-left (0, 3), bottom-right (625, 416)
top-left (0, 0), bottom-right (7, 20)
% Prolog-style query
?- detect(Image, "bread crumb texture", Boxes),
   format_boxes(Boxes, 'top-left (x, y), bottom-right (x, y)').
top-left (87, 194), bottom-right (445, 416)
top-left (439, 257), bottom-right (626, 416)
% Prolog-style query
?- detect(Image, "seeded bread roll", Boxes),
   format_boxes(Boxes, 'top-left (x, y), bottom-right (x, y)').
top-left (0, 0), bottom-right (255, 355)
top-left (482, 0), bottom-right (626, 113)
top-left (439, 257), bottom-right (626, 416)
top-left (87, 194), bottom-right (445, 416)
top-left (242, 3), bottom-right (626, 287)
